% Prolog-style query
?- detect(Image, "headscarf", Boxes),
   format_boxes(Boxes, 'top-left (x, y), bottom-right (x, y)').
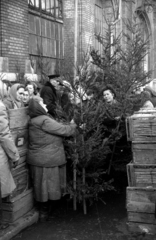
top-left (143, 86), bottom-right (156, 107)
top-left (9, 83), bottom-right (23, 108)
top-left (144, 86), bottom-right (156, 97)
top-left (29, 96), bottom-right (47, 118)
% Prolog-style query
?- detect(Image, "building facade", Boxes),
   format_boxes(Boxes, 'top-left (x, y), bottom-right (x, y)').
top-left (0, 0), bottom-right (156, 80)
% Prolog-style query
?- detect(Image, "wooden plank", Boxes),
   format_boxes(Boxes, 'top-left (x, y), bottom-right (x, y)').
top-left (128, 212), bottom-right (156, 224)
top-left (127, 222), bottom-right (156, 235)
top-left (132, 142), bottom-right (156, 164)
top-left (8, 189), bottom-right (33, 203)
top-left (127, 164), bottom-right (156, 187)
top-left (127, 164), bottom-right (136, 187)
top-left (127, 201), bottom-right (155, 213)
top-left (2, 198), bottom-right (33, 223)
top-left (126, 187), bottom-right (156, 203)
top-left (18, 155), bottom-right (27, 165)
top-left (12, 163), bottom-right (28, 176)
top-left (8, 107), bottom-right (29, 129)
top-left (2, 189), bottom-right (33, 212)
top-left (126, 112), bottom-right (156, 142)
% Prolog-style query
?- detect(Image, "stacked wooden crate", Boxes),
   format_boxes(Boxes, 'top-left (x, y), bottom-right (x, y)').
top-left (126, 110), bottom-right (156, 235)
top-left (2, 107), bottom-right (34, 223)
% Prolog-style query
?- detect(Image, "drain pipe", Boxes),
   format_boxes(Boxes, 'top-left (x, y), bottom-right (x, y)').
top-left (74, 0), bottom-right (78, 80)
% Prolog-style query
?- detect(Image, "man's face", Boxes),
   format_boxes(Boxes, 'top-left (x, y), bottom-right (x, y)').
top-left (22, 90), bottom-right (30, 103)
top-left (50, 79), bottom-right (59, 89)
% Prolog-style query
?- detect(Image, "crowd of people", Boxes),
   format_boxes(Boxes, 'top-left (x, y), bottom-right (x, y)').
top-left (0, 74), bottom-right (156, 222)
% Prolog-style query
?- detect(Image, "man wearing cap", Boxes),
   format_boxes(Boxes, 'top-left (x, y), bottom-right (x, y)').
top-left (40, 75), bottom-right (60, 118)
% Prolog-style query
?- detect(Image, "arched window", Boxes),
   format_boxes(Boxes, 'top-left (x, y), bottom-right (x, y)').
top-left (136, 9), bottom-right (151, 73)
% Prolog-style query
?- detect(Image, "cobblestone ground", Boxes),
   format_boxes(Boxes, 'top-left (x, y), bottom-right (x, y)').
top-left (12, 189), bottom-right (155, 240)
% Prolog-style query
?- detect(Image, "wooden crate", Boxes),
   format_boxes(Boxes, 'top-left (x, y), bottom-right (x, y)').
top-left (18, 154), bottom-right (27, 165)
top-left (126, 187), bottom-right (156, 235)
top-left (8, 107), bottom-right (29, 130)
top-left (11, 128), bottom-right (28, 156)
top-left (12, 162), bottom-right (28, 176)
top-left (2, 189), bottom-right (33, 223)
top-left (11, 169), bottom-right (29, 198)
top-left (132, 142), bottom-right (156, 164)
top-left (127, 163), bottom-right (156, 187)
top-left (126, 110), bottom-right (156, 142)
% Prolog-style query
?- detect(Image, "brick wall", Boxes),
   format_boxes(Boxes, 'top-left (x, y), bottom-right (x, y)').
top-left (0, 0), bottom-right (29, 73)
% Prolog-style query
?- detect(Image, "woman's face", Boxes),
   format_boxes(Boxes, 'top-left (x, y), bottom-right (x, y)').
top-left (39, 100), bottom-right (48, 112)
top-left (22, 90), bottom-right (30, 104)
top-left (27, 84), bottom-right (34, 96)
top-left (16, 87), bottom-right (24, 101)
top-left (103, 90), bottom-right (114, 104)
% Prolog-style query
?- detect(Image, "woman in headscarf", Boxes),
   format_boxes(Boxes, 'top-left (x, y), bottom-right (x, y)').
top-left (27, 96), bottom-right (77, 221)
top-left (140, 90), bottom-right (154, 109)
top-left (3, 83), bottom-right (25, 109)
top-left (0, 80), bottom-right (19, 199)
top-left (143, 85), bottom-right (156, 107)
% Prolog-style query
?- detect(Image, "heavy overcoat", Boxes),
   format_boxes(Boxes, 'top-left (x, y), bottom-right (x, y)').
top-left (40, 81), bottom-right (57, 117)
top-left (0, 101), bottom-right (19, 198)
top-left (27, 99), bottom-right (76, 167)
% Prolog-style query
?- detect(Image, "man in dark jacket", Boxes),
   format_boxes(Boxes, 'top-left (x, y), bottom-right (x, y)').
top-left (40, 75), bottom-right (60, 118)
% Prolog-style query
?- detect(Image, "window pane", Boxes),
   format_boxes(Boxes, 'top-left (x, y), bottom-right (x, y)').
top-left (55, 0), bottom-right (63, 18)
top-left (50, 0), bottom-right (55, 15)
top-left (55, 24), bottom-right (59, 40)
top-left (55, 0), bottom-right (58, 18)
top-left (36, 17), bottom-right (41, 35)
top-left (29, 15), bottom-right (35, 33)
top-left (51, 40), bottom-right (56, 57)
top-left (51, 22), bottom-right (55, 39)
top-left (46, 0), bottom-right (50, 12)
top-left (28, 0), bottom-right (35, 6)
top-left (41, 0), bottom-right (46, 10)
top-left (41, 19), bottom-right (46, 37)
top-left (37, 36), bottom-right (41, 54)
top-left (47, 39), bottom-right (51, 57)
top-left (59, 24), bottom-right (63, 40)
top-left (46, 21), bottom-right (51, 38)
top-left (56, 40), bottom-right (60, 58)
top-left (36, 0), bottom-right (39, 7)
top-left (42, 38), bottom-right (47, 56)
top-left (29, 34), bottom-right (37, 54)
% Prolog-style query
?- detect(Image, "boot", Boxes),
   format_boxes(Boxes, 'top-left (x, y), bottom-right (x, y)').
top-left (39, 202), bottom-right (49, 222)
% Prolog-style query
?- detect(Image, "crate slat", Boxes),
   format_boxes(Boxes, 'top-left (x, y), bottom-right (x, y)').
top-left (127, 222), bottom-right (156, 235)
top-left (2, 189), bottom-right (33, 212)
top-left (126, 111), bottom-right (156, 142)
top-left (128, 212), bottom-right (156, 224)
top-left (127, 164), bottom-right (156, 187)
top-left (132, 142), bottom-right (156, 164)
top-left (2, 189), bottom-right (33, 223)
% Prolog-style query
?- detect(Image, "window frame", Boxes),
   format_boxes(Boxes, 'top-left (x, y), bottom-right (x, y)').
top-left (28, 0), bottom-right (63, 19)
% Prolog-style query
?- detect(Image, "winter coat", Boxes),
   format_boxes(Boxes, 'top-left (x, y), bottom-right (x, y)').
top-left (0, 101), bottom-right (20, 198)
top-left (27, 98), bottom-right (76, 168)
top-left (40, 81), bottom-right (58, 117)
